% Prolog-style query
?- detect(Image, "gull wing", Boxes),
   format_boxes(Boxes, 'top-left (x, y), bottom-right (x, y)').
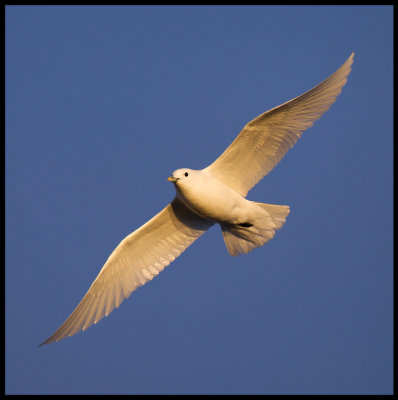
top-left (205, 53), bottom-right (354, 197)
top-left (40, 198), bottom-right (213, 346)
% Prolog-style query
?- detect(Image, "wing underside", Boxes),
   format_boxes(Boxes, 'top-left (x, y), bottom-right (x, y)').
top-left (40, 198), bottom-right (213, 346)
top-left (205, 53), bottom-right (354, 196)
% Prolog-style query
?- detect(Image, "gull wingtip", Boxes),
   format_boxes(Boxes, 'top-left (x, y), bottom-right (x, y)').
top-left (38, 338), bottom-right (49, 347)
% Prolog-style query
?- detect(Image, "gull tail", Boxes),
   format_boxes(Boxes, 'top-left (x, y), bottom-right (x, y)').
top-left (221, 202), bottom-right (290, 257)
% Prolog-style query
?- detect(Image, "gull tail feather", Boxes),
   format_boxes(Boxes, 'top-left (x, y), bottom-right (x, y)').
top-left (221, 202), bottom-right (290, 257)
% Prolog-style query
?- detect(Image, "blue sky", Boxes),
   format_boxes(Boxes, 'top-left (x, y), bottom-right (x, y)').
top-left (5, 5), bottom-right (393, 395)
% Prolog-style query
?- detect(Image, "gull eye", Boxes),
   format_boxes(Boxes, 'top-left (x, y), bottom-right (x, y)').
top-left (184, 172), bottom-right (189, 177)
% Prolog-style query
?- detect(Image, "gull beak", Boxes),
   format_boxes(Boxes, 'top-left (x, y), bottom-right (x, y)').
top-left (168, 176), bottom-right (178, 183)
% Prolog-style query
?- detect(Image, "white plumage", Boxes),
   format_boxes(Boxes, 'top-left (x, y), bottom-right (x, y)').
top-left (40, 53), bottom-right (354, 346)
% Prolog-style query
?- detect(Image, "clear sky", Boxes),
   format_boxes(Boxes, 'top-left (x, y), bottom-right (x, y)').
top-left (5, 5), bottom-right (393, 395)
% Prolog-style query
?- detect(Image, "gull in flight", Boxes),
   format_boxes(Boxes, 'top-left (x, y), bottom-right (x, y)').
top-left (40, 53), bottom-right (354, 346)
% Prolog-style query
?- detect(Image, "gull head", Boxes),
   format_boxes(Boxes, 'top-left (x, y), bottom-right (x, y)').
top-left (168, 168), bottom-right (195, 184)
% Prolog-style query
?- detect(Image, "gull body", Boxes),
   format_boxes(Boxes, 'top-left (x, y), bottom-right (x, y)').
top-left (169, 168), bottom-right (254, 225)
top-left (40, 53), bottom-right (354, 346)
